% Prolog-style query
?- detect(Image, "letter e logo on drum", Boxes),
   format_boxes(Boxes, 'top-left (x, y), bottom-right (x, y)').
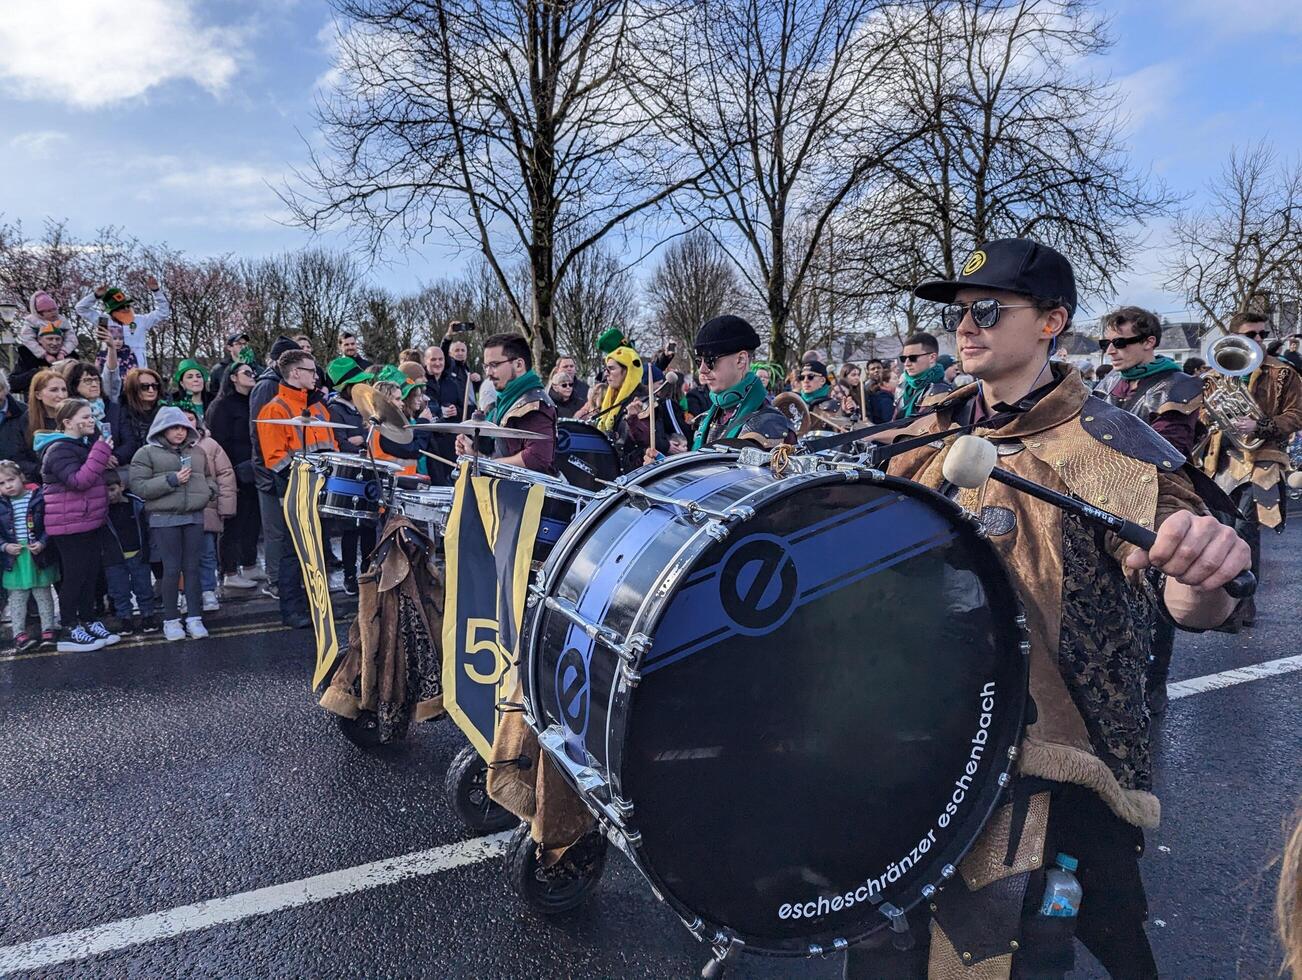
top-left (555, 646), bottom-right (591, 737)
top-left (718, 535), bottom-right (799, 635)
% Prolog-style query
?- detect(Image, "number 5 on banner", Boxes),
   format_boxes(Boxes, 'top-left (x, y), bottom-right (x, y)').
top-left (463, 617), bottom-right (513, 688)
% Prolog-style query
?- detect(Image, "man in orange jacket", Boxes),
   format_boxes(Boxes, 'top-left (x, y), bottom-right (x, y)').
top-left (255, 347), bottom-right (337, 627)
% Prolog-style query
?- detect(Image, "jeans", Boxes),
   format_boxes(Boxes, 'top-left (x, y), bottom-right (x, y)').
top-left (338, 520), bottom-right (376, 579)
top-left (105, 552), bottom-right (156, 619)
top-left (200, 532), bottom-right (219, 592)
top-left (152, 522), bottom-right (204, 621)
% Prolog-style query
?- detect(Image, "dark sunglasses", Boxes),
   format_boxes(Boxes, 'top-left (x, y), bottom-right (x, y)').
top-left (695, 351), bottom-right (737, 370)
top-left (138, 382), bottom-right (160, 390)
top-left (899, 353), bottom-right (930, 364)
top-left (799, 372), bottom-right (823, 381)
top-left (940, 298), bottom-right (1037, 332)
top-left (1098, 335), bottom-right (1147, 352)
top-left (1240, 329), bottom-right (1270, 340)
top-left (554, 382), bottom-right (573, 389)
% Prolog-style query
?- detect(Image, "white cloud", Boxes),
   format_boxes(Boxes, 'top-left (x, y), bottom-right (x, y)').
top-left (0, 0), bottom-right (244, 108)
top-left (8, 130), bottom-right (70, 158)
top-left (1115, 62), bottom-right (1182, 132)
top-left (131, 156), bottom-right (292, 231)
top-left (1174, 0), bottom-right (1302, 36)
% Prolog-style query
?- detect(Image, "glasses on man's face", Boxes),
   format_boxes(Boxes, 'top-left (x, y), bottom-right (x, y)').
top-left (799, 373), bottom-right (822, 382)
top-left (695, 351), bottom-right (737, 370)
top-left (940, 298), bottom-right (1037, 332)
top-left (899, 353), bottom-right (929, 364)
top-left (1241, 329), bottom-right (1270, 341)
top-left (1098, 335), bottom-right (1147, 352)
top-left (139, 382), bottom-right (160, 391)
top-left (484, 358), bottom-right (516, 371)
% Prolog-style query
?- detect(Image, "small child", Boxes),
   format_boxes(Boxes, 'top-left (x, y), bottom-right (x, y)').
top-left (0, 460), bottom-right (59, 651)
top-left (18, 292), bottom-right (78, 361)
top-left (103, 483), bottom-right (158, 634)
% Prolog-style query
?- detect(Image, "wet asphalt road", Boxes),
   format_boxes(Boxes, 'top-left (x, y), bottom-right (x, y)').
top-left (1, 526), bottom-right (1299, 980)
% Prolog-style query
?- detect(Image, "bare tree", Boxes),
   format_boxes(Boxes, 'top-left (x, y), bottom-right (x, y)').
top-left (1165, 143), bottom-right (1302, 331)
top-left (359, 288), bottom-right (403, 365)
top-left (639, 0), bottom-right (921, 366)
top-left (289, 0), bottom-right (702, 361)
top-left (644, 230), bottom-right (740, 364)
top-left (552, 237), bottom-right (637, 376)
top-left (286, 249), bottom-right (364, 360)
top-left (145, 252), bottom-right (239, 372)
top-left (846, 0), bottom-right (1175, 319)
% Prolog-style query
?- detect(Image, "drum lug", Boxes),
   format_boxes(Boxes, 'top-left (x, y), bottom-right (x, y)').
top-left (610, 794), bottom-right (635, 819)
top-left (880, 902), bottom-right (912, 947)
top-left (703, 521), bottom-right (731, 543)
top-left (725, 504), bottom-right (756, 523)
top-left (537, 725), bottom-right (608, 797)
top-left (703, 933), bottom-right (745, 978)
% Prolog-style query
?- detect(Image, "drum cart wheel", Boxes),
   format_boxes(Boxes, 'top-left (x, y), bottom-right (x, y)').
top-left (336, 710), bottom-right (383, 749)
top-left (445, 744), bottom-right (518, 834)
top-left (505, 823), bottom-right (608, 915)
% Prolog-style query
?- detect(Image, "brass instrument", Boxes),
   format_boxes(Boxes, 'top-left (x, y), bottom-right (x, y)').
top-left (1200, 333), bottom-right (1267, 452)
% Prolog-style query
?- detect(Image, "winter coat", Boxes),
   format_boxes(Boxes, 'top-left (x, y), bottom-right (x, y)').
top-left (11, 346), bottom-right (63, 396)
top-left (129, 426), bottom-right (216, 518)
top-left (38, 433), bottom-right (114, 536)
top-left (0, 395), bottom-right (32, 478)
top-left (194, 434), bottom-right (237, 533)
top-left (111, 402), bottom-right (160, 468)
top-left (0, 487), bottom-right (54, 571)
top-left (207, 388), bottom-right (254, 484)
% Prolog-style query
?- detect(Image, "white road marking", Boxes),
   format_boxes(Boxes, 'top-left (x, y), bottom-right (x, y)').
top-left (0, 831), bottom-right (513, 974)
top-left (1167, 653), bottom-right (1302, 700)
top-left (2, 656), bottom-right (1299, 971)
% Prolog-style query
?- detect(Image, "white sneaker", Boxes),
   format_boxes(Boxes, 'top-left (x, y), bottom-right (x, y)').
top-left (243, 564), bottom-right (269, 582)
top-left (202, 591), bottom-right (220, 612)
top-left (222, 572), bottom-right (258, 590)
top-left (162, 619), bottom-right (186, 642)
top-left (185, 617), bottom-right (209, 639)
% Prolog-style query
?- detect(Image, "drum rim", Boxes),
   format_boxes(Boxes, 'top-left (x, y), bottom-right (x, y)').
top-left (313, 450), bottom-right (406, 472)
top-left (525, 449), bottom-right (1030, 957)
top-left (456, 455), bottom-right (599, 509)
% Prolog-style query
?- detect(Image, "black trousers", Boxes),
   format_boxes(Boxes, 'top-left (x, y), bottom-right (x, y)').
top-left (52, 526), bottom-right (122, 627)
top-left (337, 520), bottom-right (376, 578)
top-left (220, 483), bottom-right (262, 573)
top-left (844, 782), bottom-right (1156, 979)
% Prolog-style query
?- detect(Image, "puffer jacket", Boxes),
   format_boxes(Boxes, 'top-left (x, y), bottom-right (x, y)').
top-left (194, 434), bottom-right (236, 533)
top-left (38, 433), bottom-right (114, 536)
top-left (128, 409), bottom-right (216, 517)
top-left (0, 486), bottom-right (54, 570)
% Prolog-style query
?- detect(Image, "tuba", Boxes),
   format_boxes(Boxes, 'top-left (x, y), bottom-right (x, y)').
top-left (1201, 332), bottom-right (1267, 451)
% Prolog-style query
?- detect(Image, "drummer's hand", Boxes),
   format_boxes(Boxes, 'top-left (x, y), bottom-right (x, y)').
top-left (840, 395), bottom-right (856, 414)
top-left (441, 404), bottom-right (457, 418)
top-left (626, 398), bottom-right (644, 418)
top-left (348, 435), bottom-right (364, 447)
top-left (643, 446), bottom-right (661, 466)
top-left (1126, 510), bottom-right (1251, 591)
top-left (455, 434), bottom-right (473, 456)
top-left (469, 372), bottom-right (481, 384)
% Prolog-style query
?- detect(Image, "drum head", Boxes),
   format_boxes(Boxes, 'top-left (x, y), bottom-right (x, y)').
top-left (621, 476), bottom-right (1026, 953)
top-left (556, 419), bottom-right (620, 490)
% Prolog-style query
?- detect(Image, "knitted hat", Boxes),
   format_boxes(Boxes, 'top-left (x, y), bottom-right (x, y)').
top-left (101, 286), bottom-right (134, 314)
top-left (268, 336), bottom-right (302, 362)
top-left (30, 291), bottom-right (58, 316)
top-left (172, 358), bottom-right (209, 387)
top-left (693, 315), bottom-right (761, 356)
top-left (596, 327), bottom-right (630, 356)
top-left (936, 354), bottom-right (957, 370)
top-left (326, 356), bottom-right (375, 388)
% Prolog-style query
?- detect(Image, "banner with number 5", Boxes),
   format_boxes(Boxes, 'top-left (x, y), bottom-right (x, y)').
top-left (441, 467), bottom-right (545, 759)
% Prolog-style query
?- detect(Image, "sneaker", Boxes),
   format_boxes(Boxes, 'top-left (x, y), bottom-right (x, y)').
top-left (40, 629), bottom-right (57, 648)
top-left (202, 591), bottom-right (220, 612)
top-left (108, 616), bottom-right (136, 637)
top-left (222, 572), bottom-right (258, 590)
top-left (86, 621), bottom-right (122, 646)
top-left (243, 564), bottom-right (268, 582)
top-left (261, 584), bottom-right (280, 601)
top-left (57, 625), bottom-right (106, 653)
top-left (342, 576), bottom-right (358, 597)
top-left (185, 616), bottom-right (209, 639)
top-left (140, 615), bottom-right (162, 634)
top-left (283, 614), bottom-right (312, 629)
top-left (162, 619), bottom-right (186, 642)
top-left (14, 632), bottom-right (38, 653)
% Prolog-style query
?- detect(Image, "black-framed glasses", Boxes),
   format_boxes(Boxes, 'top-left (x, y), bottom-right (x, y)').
top-left (899, 353), bottom-right (930, 364)
top-left (554, 382), bottom-right (573, 389)
top-left (1240, 329), bottom-right (1270, 340)
top-left (1098, 335), bottom-right (1147, 352)
top-left (799, 372), bottom-right (822, 381)
top-left (483, 357), bottom-right (519, 371)
top-left (695, 351), bottom-right (738, 370)
top-left (940, 298), bottom-right (1037, 332)
top-left (138, 382), bottom-right (160, 390)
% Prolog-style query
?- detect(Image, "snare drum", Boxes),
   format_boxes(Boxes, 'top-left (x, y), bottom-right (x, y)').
top-left (316, 452), bottom-right (404, 522)
top-left (555, 418), bottom-right (621, 490)
top-left (468, 458), bottom-right (594, 561)
top-left (522, 450), bottom-right (1028, 957)
top-left (391, 485), bottom-right (455, 540)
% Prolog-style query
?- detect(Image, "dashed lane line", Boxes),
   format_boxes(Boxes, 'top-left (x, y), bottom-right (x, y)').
top-left (0, 656), bottom-right (1299, 972)
top-left (0, 832), bottom-right (514, 974)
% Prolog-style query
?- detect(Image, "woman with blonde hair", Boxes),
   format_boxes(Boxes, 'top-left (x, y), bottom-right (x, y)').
top-left (576, 382), bottom-right (608, 421)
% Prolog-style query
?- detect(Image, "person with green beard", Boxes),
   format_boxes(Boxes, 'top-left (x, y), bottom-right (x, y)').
top-left (893, 331), bottom-right (953, 419)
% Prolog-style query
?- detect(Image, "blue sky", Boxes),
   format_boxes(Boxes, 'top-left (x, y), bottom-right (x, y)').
top-left (1, 0), bottom-right (1300, 322)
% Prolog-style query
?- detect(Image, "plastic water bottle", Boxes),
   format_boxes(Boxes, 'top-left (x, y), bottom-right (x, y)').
top-left (1039, 852), bottom-right (1082, 918)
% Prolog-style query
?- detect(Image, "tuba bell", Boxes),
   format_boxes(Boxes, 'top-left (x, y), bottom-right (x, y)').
top-left (1200, 332), bottom-right (1267, 452)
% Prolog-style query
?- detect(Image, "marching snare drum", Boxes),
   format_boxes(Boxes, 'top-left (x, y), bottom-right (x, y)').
top-left (391, 485), bottom-right (456, 541)
top-left (522, 450), bottom-right (1028, 957)
top-left (316, 452), bottom-right (405, 522)
top-left (555, 418), bottom-right (621, 490)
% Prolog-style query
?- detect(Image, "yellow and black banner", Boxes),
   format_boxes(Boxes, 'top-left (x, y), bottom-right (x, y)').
top-left (284, 459), bottom-right (339, 690)
top-left (442, 466), bottom-right (545, 759)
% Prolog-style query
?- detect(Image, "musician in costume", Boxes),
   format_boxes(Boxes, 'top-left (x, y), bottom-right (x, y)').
top-left (799, 358), bottom-right (853, 429)
top-left (1096, 306), bottom-right (1203, 457)
top-left (893, 331), bottom-right (953, 419)
top-left (1095, 306), bottom-right (1204, 711)
top-left (454, 333), bottom-right (556, 474)
top-left (688, 315), bottom-right (794, 450)
top-left (845, 238), bottom-right (1250, 979)
top-left (1200, 311), bottom-right (1302, 627)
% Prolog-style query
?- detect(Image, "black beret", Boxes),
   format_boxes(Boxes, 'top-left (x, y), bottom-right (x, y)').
top-left (694, 315), bottom-right (761, 356)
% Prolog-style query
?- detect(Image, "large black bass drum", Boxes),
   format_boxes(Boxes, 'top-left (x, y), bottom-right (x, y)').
top-left (521, 449), bottom-right (1028, 959)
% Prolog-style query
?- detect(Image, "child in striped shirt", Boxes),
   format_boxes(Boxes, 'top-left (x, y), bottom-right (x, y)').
top-left (0, 460), bottom-right (59, 651)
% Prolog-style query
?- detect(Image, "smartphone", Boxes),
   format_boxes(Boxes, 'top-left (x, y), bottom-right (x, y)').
top-left (179, 455), bottom-right (192, 470)
top-left (451, 320), bottom-right (476, 332)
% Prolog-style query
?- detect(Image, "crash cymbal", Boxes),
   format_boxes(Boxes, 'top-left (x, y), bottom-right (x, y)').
top-left (257, 417), bottom-right (355, 429)
top-left (351, 382), bottom-right (413, 445)
top-left (406, 420), bottom-right (549, 441)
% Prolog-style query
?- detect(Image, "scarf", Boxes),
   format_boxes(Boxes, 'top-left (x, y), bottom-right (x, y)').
top-left (899, 364), bottom-right (947, 417)
top-left (1120, 355), bottom-right (1179, 381)
top-left (691, 371), bottom-right (768, 450)
top-left (486, 370), bottom-right (543, 425)
top-left (597, 346), bottom-right (644, 433)
top-left (799, 383), bottom-right (831, 405)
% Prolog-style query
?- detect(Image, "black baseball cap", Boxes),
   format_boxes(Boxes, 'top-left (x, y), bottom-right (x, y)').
top-left (914, 238), bottom-right (1077, 315)
top-left (226, 331), bottom-right (251, 345)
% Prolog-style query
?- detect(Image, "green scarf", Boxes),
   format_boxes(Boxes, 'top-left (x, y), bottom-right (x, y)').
top-left (799, 383), bottom-right (831, 405)
top-left (237, 346), bottom-right (256, 365)
top-left (692, 371), bottom-right (768, 450)
top-left (1120, 355), bottom-right (1179, 381)
top-left (486, 370), bottom-right (543, 424)
top-left (899, 364), bottom-right (947, 417)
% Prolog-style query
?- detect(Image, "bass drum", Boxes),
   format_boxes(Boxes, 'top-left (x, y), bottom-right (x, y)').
top-left (522, 450), bottom-right (1027, 956)
top-left (555, 419), bottom-right (621, 490)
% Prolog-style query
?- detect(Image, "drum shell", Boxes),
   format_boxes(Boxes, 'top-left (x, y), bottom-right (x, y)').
top-left (392, 487), bottom-right (455, 540)
top-left (555, 418), bottom-right (621, 490)
top-left (316, 452), bottom-right (403, 522)
top-left (522, 450), bottom-right (1028, 955)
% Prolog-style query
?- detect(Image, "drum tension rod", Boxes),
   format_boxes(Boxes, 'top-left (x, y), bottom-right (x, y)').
top-left (596, 478), bottom-right (739, 524)
top-left (701, 934), bottom-right (745, 979)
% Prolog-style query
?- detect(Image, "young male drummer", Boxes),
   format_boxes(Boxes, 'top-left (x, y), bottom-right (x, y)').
top-left (844, 239), bottom-right (1250, 979)
top-left (454, 332), bottom-right (556, 474)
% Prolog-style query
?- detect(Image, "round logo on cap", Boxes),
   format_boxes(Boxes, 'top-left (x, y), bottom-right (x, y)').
top-left (962, 251), bottom-right (987, 276)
